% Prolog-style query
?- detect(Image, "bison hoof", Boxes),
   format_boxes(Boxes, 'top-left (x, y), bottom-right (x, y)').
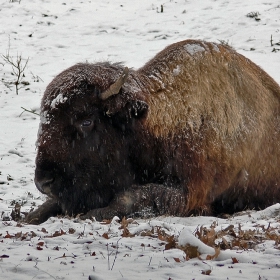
top-left (24, 212), bottom-right (41, 225)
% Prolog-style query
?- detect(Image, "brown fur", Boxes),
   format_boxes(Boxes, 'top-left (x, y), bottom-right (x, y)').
top-left (25, 39), bottom-right (280, 224)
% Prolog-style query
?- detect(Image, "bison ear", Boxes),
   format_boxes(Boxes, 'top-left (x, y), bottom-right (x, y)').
top-left (126, 100), bottom-right (149, 119)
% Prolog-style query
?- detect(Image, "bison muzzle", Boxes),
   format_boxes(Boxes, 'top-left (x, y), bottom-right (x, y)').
top-left (25, 39), bottom-right (280, 224)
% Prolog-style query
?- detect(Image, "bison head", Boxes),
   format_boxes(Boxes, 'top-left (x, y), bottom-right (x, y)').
top-left (35, 63), bottom-right (148, 216)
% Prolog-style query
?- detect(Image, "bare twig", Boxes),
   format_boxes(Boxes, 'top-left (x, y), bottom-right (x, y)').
top-left (10, 0), bottom-right (22, 3)
top-left (31, 71), bottom-right (44, 82)
top-left (2, 42), bottom-right (29, 94)
top-left (111, 238), bottom-right (122, 270)
top-left (107, 243), bottom-right (110, 270)
top-left (270, 35), bottom-right (280, 48)
top-left (19, 107), bottom-right (40, 117)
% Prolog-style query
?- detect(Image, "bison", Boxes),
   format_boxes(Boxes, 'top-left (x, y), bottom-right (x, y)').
top-left (25, 39), bottom-right (280, 224)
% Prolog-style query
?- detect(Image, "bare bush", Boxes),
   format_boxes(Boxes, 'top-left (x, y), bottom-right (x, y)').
top-left (1, 48), bottom-right (29, 95)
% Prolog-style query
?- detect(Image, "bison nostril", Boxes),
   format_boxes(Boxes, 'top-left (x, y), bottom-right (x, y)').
top-left (35, 177), bottom-right (54, 194)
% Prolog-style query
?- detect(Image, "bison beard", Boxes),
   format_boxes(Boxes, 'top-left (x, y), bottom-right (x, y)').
top-left (25, 39), bottom-right (280, 224)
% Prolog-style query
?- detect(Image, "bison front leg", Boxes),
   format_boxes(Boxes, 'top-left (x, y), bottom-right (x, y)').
top-left (25, 199), bottom-right (62, 225)
top-left (81, 184), bottom-right (188, 221)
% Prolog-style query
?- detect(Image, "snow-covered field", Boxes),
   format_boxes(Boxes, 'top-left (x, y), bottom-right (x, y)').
top-left (0, 0), bottom-right (280, 279)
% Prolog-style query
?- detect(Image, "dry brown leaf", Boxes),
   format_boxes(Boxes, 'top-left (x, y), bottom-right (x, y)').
top-left (204, 227), bottom-right (216, 246)
top-left (220, 237), bottom-right (231, 250)
top-left (201, 269), bottom-right (211, 275)
top-left (179, 244), bottom-right (200, 259)
top-left (119, 216), bottom-right (128, 229)
top-left (68, 228), bottom-right (75, 234)
top-left (232, 240), bottom-right (240, 248)
top-left (266, 232), bottom-right (279, 241)
top-left (223, 225), bottom-right (234, 232)
top-left (213, 247), bottom-right (221, 258)
top-left (52, 230), bottom-right (66, 237)
top-left (158, 233), bottom-right (166, 241)
top-left (165, 235), bottom-right (176, 250)
top-left (4, 232), bottom-right (13, 238)
top-left (30, 231), bottom-right (37, 238)
top-left (195, 226), bottom-right (203, 239)
top-left (102, 232), bottom-right (109, 239)
top-left (121, 227), bottom-right (135, 238)
top-left (240, 240), bottom-right (249, 249)
top-left (206, 247), bottom-right (221, 260)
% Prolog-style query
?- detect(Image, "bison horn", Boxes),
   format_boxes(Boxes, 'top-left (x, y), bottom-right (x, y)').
top-left (99, 67), bottom-right (129, 100)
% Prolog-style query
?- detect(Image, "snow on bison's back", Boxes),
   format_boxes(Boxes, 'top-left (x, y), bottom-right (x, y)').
top-left (25, 39), bottom-right (280, 225)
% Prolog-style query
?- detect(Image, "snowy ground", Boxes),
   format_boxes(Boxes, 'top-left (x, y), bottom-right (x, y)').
top-left (0, 0), bottom-right (280, 279)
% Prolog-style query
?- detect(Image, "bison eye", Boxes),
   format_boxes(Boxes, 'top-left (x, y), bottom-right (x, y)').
top-left (81, 119), bottom-right (93, 127)
top-left (76, 118), bottom-right (95, 137)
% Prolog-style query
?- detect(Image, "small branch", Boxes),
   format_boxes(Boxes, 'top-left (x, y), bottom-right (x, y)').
top-left (270, 35), bottom-right (273, 47)
top-left (10, 0), bottom-right (22, 3)
top-left (111, 238), bottom-right (122, 270)
top-left (54, 254), bottom-right (76, 260)
top-left (107, 243), bottom-right (110, 270)
top-left (31, 71), bottom-right (44, 82)
top-left (272, 48), bottom-right (280, 53)
top-left (19, 107), bottom-right (40, 117)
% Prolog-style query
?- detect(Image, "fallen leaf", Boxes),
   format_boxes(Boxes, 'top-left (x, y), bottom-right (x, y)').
top-left (122, 227), bottom-right (134, 237)
top-left (206, 247), bottom-right (220, 260)
top-left (15, 232), bottom-right (22, 239)
top-left (223, 225), bottom-right (234, 232)
top-left (52, 229), bottom-right (66, 237)
top-left (30, 231), bottom-right (37, 237)
top-left (4, 232), bottom-right (13, 238)
top-left (68, 228), bottom-right (76, 234)
top-left (119, 216), bottom-right (128, 229)
top-left (165, 235), bottom-right (176, 250)
top-left (179, 244), bottom-right (200, 259)
top-left (201, 269), bottom-right (211, 275)
top-left (102, 232), bottom-right (109, 239)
